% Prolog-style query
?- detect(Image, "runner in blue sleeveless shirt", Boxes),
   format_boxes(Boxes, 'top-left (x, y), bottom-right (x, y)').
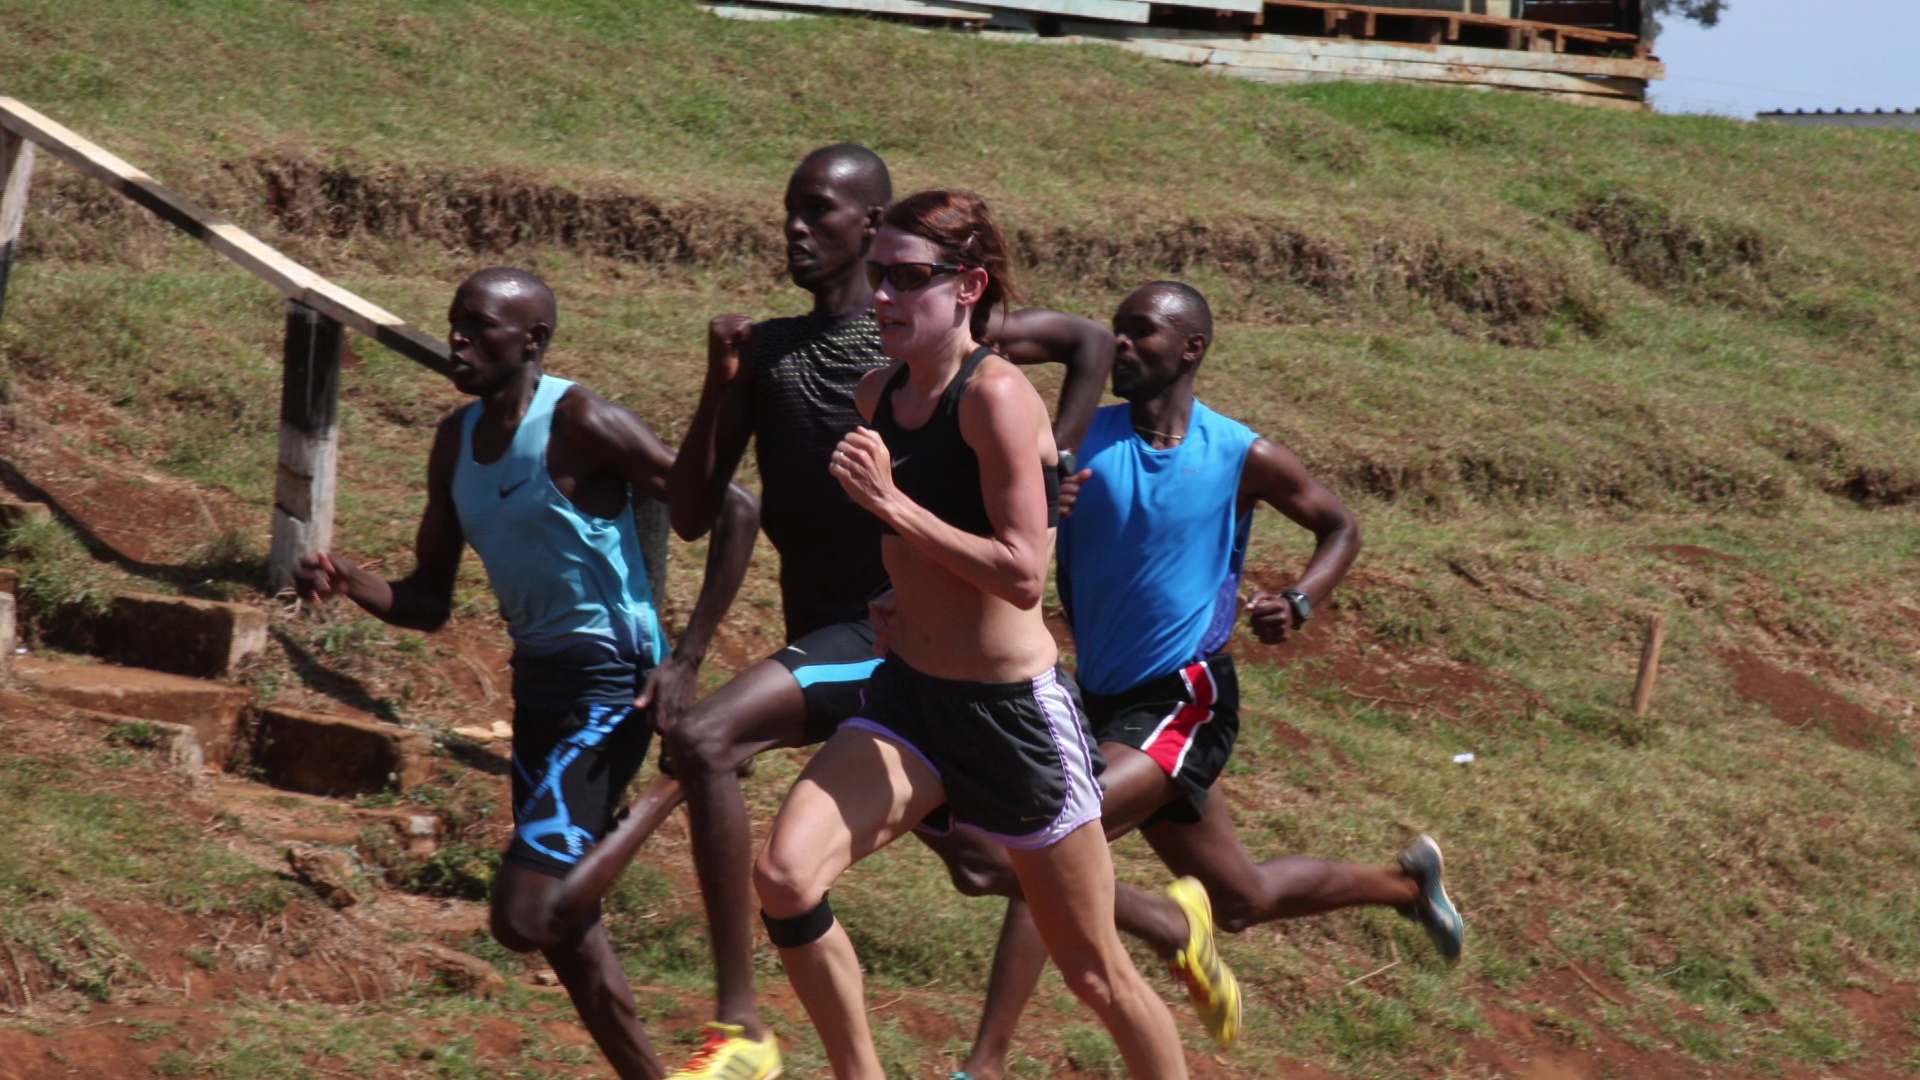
top-left (949, 283), bottom-right (1466, 1080)
top-left (295, 268), bottom-right (758, 1080)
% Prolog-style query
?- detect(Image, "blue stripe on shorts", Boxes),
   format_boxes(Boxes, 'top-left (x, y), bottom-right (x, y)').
top-left (792, 658), bottom-right (882, 689)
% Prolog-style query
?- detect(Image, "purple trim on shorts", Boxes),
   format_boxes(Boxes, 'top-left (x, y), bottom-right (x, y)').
top-left (965, 668), bottom-right (1103, 852)
top-left (840, 717), bottom-right (945, 785)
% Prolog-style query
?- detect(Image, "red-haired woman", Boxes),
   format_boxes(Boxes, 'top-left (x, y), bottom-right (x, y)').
top-left (751, 190), bottom-right (1190, 1079)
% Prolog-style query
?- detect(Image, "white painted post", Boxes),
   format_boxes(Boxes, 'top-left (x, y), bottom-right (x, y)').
top-left (0, 591), bottom-right (15, 680)
top-left (269, 301), bottom-right (342, 594)
top-left (0, 130), bottom-right (36, 327)
top-left (1631, 612), bottom-right (1667, 716)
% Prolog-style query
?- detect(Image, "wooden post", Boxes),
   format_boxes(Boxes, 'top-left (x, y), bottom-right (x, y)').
top-left (0, 130), bottom-right (36, 329)
top-left (1631, 613), bottom-right (1667, 716)
top-left (269, 300), bottom-right (343, 594)
top-left (633, 495), bottom-right (670, 618)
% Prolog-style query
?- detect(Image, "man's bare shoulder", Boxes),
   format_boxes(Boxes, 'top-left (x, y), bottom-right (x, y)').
top-left (552, 381), bottom-right (653, 445)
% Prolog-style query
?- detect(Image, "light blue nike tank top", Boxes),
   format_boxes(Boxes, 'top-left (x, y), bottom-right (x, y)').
top-left (1059, 401), bottom-right (1257, 696)
top-left (452, 375), bottom-right (662, 709)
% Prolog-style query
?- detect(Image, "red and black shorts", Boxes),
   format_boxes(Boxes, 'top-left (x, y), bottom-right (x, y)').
top-left (1082, 652), bottom-right (1240, 826)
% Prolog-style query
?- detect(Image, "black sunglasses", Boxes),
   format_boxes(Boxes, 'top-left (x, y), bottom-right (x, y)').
top-left (866, 261), bottom-right (967, 292)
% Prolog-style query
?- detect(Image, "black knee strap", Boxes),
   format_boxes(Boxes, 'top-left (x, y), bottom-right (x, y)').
top-left (762, 892), bottom-right (835, 948)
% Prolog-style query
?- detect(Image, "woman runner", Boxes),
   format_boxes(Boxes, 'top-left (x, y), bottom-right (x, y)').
top-left (751, 190), bottom-right (1191, 1080)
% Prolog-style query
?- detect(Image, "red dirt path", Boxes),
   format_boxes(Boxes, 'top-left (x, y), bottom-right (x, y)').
top-left (1722, 647), bottom-right (1898, 752)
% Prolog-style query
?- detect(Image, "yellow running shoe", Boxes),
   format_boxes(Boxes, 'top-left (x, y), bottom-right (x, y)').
top-left (665, 1021), bottom-right (782, 1080)
top-left (1165, 876), bottom-right (1243, 1048)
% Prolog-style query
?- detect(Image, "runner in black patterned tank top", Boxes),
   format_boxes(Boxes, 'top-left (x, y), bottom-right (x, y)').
top-left (620, 146), bottom-right (1115, 1080)
top-left (738, 313), bottom-right (889, 640)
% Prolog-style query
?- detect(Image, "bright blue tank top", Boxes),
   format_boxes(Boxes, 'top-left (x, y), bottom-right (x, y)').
top-left (452, 375), bottom-right (662, 709)
top-left (1060, 402), bottom-right (1257, 696)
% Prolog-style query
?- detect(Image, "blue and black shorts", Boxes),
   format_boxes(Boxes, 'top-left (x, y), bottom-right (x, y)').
top-left (769, 618), bottom-right (883, 745)
top-left (506, 699), bottom-right (653, 877)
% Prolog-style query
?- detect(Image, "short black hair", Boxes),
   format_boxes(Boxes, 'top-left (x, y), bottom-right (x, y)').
top-left (461, 267), bottom-right (558, 332)
top-left (1137, 280), bottom-right (1212, 347)
top-left (798, 143), bottom-right (892, 208)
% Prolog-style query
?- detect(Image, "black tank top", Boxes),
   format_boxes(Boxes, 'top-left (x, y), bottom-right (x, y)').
top-left (873, 345), bottom-right (1061, 537)
top-left (747, 312), bottom-right (892, 641)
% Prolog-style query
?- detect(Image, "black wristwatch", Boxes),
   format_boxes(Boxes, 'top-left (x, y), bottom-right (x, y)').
top-left (1280, 589), bottom-right (1313, 627)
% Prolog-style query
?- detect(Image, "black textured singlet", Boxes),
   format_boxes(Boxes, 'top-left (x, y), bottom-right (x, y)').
top-left (873, 345), bottom-right (1061, 537)
top-left (747, 312), bottom-right (891, 641)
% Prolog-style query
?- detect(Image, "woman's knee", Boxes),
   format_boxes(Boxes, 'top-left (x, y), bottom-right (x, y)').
top-left (752, 842), bottom-right (825, 919)
top-left (1054, 954), bottom-right (1125, 1011)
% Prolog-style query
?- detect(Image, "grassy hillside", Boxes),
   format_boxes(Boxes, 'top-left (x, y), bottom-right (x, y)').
top-left (2, 0), bottom-right (1919, 1076)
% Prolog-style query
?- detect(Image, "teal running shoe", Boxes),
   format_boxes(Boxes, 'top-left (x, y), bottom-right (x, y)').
top-left (1398, 835), bottom-right (1464, 963)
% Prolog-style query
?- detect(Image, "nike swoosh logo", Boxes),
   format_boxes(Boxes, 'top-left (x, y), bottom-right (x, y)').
top-left (499, 477), bottom-right (530, 498)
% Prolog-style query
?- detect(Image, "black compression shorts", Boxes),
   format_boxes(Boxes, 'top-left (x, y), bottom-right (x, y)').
top-left (506, 700), bottom-right (653, 877)
top-left (769, 619), bottom-right (882, 745)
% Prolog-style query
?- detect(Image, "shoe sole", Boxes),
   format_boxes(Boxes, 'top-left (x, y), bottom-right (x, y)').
top-left (1410, 837), bottom-right (1463, 961)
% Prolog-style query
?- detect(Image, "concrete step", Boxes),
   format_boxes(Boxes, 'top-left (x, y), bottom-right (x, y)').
top-left (0, 500), bottom-right (52, 528)
top-left (49, 590), bottom-right (268, 679)
top-left (254, 705), bottom-right (435, 798)
top-left (64, 705), bottom-right (210, 783)
top-left (12, 655), bottom-right (250, 766)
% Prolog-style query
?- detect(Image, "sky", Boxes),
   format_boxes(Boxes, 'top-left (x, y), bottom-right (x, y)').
top-left (1646, 0), bottom-right (1920, 117)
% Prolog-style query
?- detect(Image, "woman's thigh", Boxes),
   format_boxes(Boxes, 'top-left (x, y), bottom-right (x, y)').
top-left (760, 727), bottom-right (948, 904)
top-left (1005, 822), bottom-right (1124, 966)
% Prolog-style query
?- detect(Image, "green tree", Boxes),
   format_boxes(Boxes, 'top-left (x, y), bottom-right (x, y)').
top-left (1647, 0), bottom-right (1726, 31)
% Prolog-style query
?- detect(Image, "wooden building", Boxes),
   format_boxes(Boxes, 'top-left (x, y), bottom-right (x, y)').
top-left (1757, 108), bottom-right (1920, 132)
top-left (704, 0), bottom-right (1663, 109)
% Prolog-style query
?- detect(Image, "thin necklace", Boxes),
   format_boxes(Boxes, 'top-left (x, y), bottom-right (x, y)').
top-left (1134, 425), bottom-right (1184, 443)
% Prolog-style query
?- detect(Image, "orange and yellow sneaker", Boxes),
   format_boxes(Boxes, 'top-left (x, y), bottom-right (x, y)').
top-left (664, 1021), bottom-right (782, 1080)
top-left (1166, 876), bottom-right (1243, 1048)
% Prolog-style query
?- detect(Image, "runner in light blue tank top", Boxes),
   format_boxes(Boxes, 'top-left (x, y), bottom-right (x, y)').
top-left (453, 372), bottom-right (661, 709)
top-left (292, 269), bottom-right (759, 1080)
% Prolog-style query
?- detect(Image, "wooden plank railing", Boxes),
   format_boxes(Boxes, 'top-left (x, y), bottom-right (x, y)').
top-left (0, 96), bottom-right (669, 609)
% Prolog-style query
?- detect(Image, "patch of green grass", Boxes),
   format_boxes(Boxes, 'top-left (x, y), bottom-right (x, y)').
top-left (0, 518), bottom-right (119, 635)
top-left (398, 842), bottom-right (499, 903)
top-left (104, 721), bottom-right (163, 749)
top-left (1057, 1023), bottom-right (1122, 1077)
top-left (602, 860), bottom-right (713, 982)
top-left (0, 905), bottom-right (139, 1002)
top-left (0, 744), bottom-right (301, 1003)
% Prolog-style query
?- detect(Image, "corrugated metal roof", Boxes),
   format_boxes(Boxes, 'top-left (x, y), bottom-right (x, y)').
top-left (1755, 108), bottom-right (1917, 117)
